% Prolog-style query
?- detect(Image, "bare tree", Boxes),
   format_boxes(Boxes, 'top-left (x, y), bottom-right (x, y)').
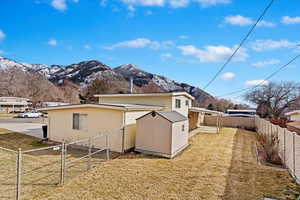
top-left (244, 81), bottom-right (300, 119)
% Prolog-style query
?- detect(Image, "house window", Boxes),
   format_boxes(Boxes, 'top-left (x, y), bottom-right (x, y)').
top-left (185, 100), bottom-right (189, 106)
top-left (73, 113), bottom-right (88, 131)
top-left (175, 99), bottom-right (181, 108)
top-left (182, 124), bottom-right (185, 132)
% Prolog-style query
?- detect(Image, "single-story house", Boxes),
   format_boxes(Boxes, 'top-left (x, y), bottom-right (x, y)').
top-left (285, 110), bottom-right (300, 121)
top-left (40, 103), bottom-right (162, 152)
top-left (135, 111), bottom-right (189, 158)
top-left (40, 92), bottom-right (195, 153)
top-left (0, 97), bottom-right (30, 113)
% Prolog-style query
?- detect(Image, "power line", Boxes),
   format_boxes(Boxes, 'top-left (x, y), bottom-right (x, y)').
top-left (216, 53), bottom-right (300, 98)
top-left (202, 0), bottom-right (276, 90)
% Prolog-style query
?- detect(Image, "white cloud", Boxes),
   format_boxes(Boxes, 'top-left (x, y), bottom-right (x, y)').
top-left (193, 0), bottom-right (230, 7)
top-left (106, 38), bottom-right (174, 50)
top-left (224, 15), bottom-right (275, 27)
top-left (128, 5), bottom-right (136, 11)
top-left (245, 80), bottom-right (269, 86)
top-left (178, 44), bottom-right (248, 63)
top-left (0, 30), bottom-right (6, 40)
top-left (282, 16), bottom-right (300, 25)
top-left (179, 35), bottom-right (189, 39)
top-left (252, 59), bottom-right (280, 67)
top-left (121, 0), bottom-right (165, 6)
top-left (121, 0), bottom-right (230, 8)
top-left (161, 53), bottom-right (172, 58)
top-left (251, 39), bottom-right (299, 51)
top-left (257, 20), bottom-right (275, 27)
top-left (225, 15), bottom-right (252, 26)
top-left (169, 0), bottom-right (189, 8)
top-left (145, 10), bottom-right (153, 15)
top-left (84, 44), bottom-right (91, 49)
top-left (51, 0), bottom-right (67, 11)
top-left (48, 39), bottom-right (57, 46)
top-left (221, 72), bottom-right (235, 80)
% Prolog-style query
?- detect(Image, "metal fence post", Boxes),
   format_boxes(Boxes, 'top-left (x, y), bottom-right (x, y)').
top-left (87, 137), bottom-right (92, 171)
top-left (106, 135), bottom-right (110, 160)
top-left (60, 141), bottom-right (65, 185)
top-left (16, 148), bottom-right (22, 200)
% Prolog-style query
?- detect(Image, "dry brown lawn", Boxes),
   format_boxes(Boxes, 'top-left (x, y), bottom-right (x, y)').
top-left (0, 129), bottom-right (108, 200)
top-left (31, 128), bottom-right (299, 200)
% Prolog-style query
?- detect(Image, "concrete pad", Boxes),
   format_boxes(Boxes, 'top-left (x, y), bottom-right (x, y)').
top-left (0, 123), bottom-right (44, 138)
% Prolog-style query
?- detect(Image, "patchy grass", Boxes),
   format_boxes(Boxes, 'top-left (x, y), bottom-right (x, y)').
top-left (0, 128), bottom-right (108, 200)
top-left (33, 128), bottom-right (300, 200)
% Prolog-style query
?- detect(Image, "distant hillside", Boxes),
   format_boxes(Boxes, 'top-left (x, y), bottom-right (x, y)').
top-left (0, 56), bottom-right (215, 106)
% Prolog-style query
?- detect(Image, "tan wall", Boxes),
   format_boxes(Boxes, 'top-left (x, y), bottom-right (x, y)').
top-left (98, 95), bottom-right (191, 117)
top-left (136, 113), bottom-right (172, 155)
top-left (47, 107), bottom-right (124, 152)
top-left (204, 116), bottom-right (256, 130)
top-left (256, 117), bottom-right (300, 183)
top-left (124, 111), bottom-right (151, 150)
top-left (171, 95), bottom-right (191, 117)
top-left (291, 114), bottom-right (300, 121)
top-left (171, 120), bottom-right (188, 155)
top-left (99, 96), bottom-right (172, 110)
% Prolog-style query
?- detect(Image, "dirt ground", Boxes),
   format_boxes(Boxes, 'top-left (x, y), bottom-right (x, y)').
top-left (30, 128), bottom-right (300, 200)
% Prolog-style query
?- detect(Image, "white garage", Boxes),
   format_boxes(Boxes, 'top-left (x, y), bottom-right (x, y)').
top-left (135, 111), bottom-right (189, 158)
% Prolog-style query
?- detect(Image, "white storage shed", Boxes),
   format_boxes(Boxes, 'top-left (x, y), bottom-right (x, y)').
top-left (135, 111), bottom-right (189, 158)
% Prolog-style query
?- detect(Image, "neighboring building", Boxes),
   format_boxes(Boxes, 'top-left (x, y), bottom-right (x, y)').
top-left (285, 110), bottom-right (300, 121)
top-left (0, 97), bottom-right (30, 113)
top-left (40, 92), bottom-right (195, 155)
top-left (135, 111), bottom-right (189, 158)
top-left (41, 102), bottom-right (70, 107)
top-left (226, 109), bottom-right (256, 117)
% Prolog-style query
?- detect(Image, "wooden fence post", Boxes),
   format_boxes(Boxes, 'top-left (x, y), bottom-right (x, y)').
top-left (16, 148), bottom-right (22, 200)
top-left (283, 129), bottom-right (286, 165)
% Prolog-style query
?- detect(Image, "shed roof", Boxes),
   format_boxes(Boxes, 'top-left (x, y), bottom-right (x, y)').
top-left (189, 107), bottom-right (223, 115)
top-left (38, 103), bottom-right (163, 112)
top-left (137, 111), bottom-right (188, 123)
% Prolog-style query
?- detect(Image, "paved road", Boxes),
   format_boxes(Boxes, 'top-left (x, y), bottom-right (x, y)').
top-left (0, 118), bottom-right (47, 123)
top-left (0, 123), bottom-right (45, 138)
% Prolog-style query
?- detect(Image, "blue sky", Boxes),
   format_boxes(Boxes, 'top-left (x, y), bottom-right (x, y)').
top-left (0, 0), bottom-right (300, 102)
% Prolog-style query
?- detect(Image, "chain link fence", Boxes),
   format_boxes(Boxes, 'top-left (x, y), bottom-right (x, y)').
top-left (0, 132), bottom-right (117, 200)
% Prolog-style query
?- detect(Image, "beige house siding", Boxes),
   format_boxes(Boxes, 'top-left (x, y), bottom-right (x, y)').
top-left (172, 95), bottom-right (191, 117)
top-left (291, 114), bottom-right (300, 121)
top-left (47, 107), bottom-right (124, 152)
top-left (123, 111), bottom-right (151, 150)
top-left (171, 120), bottom-right (189, 155)
top-left (136, 113), bottom-right (172, 154)
top-left (99, 96), bottom-right (172, 110)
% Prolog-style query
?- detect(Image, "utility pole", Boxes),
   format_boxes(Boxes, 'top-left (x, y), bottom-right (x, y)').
top-left (130, 77), bottom-right (133, 94)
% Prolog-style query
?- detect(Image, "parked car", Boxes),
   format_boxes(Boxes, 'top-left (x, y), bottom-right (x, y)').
top-left (18, 111), bottom-right (43, 118)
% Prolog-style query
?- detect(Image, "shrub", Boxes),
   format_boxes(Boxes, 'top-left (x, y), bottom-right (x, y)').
top-left (257, 133), bottom-right (282, 165)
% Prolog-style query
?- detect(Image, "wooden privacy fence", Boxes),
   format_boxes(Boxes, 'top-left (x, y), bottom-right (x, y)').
top-left (204, 115), bottom-right (256, 130)
top-left (255, 117), bottom-right (300, 184)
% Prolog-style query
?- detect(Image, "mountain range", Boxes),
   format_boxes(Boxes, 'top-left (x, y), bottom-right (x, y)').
top-left (0, 56), bottom-right (214, 106)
